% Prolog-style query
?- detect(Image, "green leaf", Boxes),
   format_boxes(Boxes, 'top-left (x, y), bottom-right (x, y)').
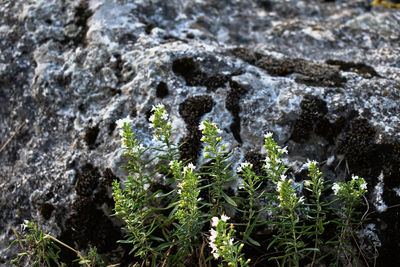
top-left (221, 191), bottom-right (237, 207)
top-left (247, 236), bottom-right (261, 246)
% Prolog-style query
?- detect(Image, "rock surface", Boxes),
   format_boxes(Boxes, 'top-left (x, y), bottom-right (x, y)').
top-left (1, 0), bottom-right (399, 265)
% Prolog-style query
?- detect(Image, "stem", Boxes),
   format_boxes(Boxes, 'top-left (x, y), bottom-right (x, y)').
top-left (290, 211), bottom-right (299, 267)
top-left (44, 234), bottom-right (90, 267)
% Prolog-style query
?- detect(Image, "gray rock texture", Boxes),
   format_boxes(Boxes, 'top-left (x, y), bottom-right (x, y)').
top-left (1, 0), bottom-right (399, 265)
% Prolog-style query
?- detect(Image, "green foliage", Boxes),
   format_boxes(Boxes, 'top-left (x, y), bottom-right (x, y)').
top-left (112, 105), bottom-right (369, 266)
top-left (9, 221), bottom-right (61, 267)
top-left (10, 104), bottom-right (369, 267)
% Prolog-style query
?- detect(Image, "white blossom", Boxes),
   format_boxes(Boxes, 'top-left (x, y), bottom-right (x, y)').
top-left (221, 214), bottom-right (230, 222)
top-left (306, 159), bottom-right (318, 168)
top-left (184, 163), bottom-right (195, 174)
top-left (237, 162), bottom-right (252, 173)
top-left (211, 217), bottom-right (219, 227)
top-left (304, 180), bottom-right (311, 187)
top-left (151, 103), bottom-right (164, 112)
top-left (360, 181), bottom-right (367, 190)
top-left (332, 183), bottom-right (340, 195)
top-left (280, 174), bottom-right (287, 181)
top-left (264, 132), bottom-right (273, 139)
top-left (199, 122), bottom-right (206, 131)
top-left (298, 196), bottom-right (305, 204)
top-left (352, 175), bottom-right (360, 181)
top-left (116, 116), bottom-right (133, 129)
top-left (278, 146), bottom-right (288, 154)
top-left (277, 181), bottom-right (283, 192)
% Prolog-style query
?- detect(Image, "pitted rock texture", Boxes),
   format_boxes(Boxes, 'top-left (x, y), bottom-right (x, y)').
top-left (1, 0), bottom-right (400, 266)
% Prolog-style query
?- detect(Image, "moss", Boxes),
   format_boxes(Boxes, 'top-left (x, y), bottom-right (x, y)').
top-left (291, 95), bottom-right (328, 143)
top-left (326, 59), bottom-right (379, 79)
top-left (84, 125), bottom-right (99, 150)
top-left (58, 166), bottom-right (124, 266)
top-left (156, 81), bottom-right (169, 98)
top-left (231, 48), bottom-right (346, 87)
top-left (178, 95), bottom-right (215, 162)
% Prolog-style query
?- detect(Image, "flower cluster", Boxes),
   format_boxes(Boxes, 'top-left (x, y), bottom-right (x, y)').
top-left (200, 119), bottom-right (228, 159)
top-left (170, 160), bottom-right (200, 221)
top-left (116, 116), bottom-right (134, 148)
top-left (276, 174), bottom-right (304, 210)
top-left (209, 215), bottom-right (249, 266)
top-left (149, 104), bottom-right (172, 142)
top-left (263, 132), bottom-right (288, 184)
top-left (332, 175), bottom-right (367, 199)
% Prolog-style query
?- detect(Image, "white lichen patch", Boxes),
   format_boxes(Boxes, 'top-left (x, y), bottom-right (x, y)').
top-left (372, 171), bottom-right (387, 213)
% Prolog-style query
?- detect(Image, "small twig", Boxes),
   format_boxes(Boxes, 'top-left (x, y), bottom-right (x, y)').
top-left (44, 234), bottom-right (90, 267)
top-left (350, 228), bottom-right (369, 267)
top-left (0, 121), bottom-right (26, 153)
top-left (361, 195), bottom-right (370, 222)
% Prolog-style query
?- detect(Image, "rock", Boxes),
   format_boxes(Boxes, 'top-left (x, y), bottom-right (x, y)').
top-left (0, 0), bottom-right (399, 266)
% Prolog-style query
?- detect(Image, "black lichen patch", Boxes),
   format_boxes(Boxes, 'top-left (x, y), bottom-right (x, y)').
top-left (74, 164), bottom-right (100, 196)
top-left (58, 165), bottom-right (123, 266)
top-left (256, 56), bottom-right (346, 87)
top-left (226, 80), bottom-right (248, 143)
top-left (156, 81), bottom-right (169, 98)
top-left (326, 59), bottom-right (380, 79)
top-left (336, 117), bottom-right (376, 173)
top-left (40, 202), bottom-right (54, 220)
top-left (231, 49), bottom-right (346, 87)
top-left (172, 57), bottom-right (230, 91)
top-left (84, 125), bottom-right (99, 150)
top-left (178, 95), bottom-right (215, 162)
top-left (290, 95), bottom-right (328, 143)
top-left (229, 47), bottom-right (260, 65)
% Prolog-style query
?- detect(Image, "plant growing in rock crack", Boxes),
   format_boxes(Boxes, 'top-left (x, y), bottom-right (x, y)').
top-left (199, 119), bottom-right (237, 217)
top-left (9, 220), bottom-right (91, 267)
top-left (329, 175), bottom-right (368, 266)
top-left (302, 160), bottom-right (330, 266)
top-left (208, 215), bottom-right (250, 267)
top-left (110, 104), bottom-right (370, 266)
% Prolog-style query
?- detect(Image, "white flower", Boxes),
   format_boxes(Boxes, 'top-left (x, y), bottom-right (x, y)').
top-left (184, 163), bottom-right (195, 174)
top-left (306, 159), bottom-right (318, 168)
top-left (280, 174), bottom-right (287, 181)
top-left (264, 132), bottom-right (273, 139)
top-left (199, 122), bottom-right (206, 131)
top-left (352, 175), bottom-right (360, 181)
top-left (149, 114), bottom-right (155, 123)
top-left (151, 103), bottom-right (164, 112)
top-left (209, 228), bottom-right (218, 242)
top-left (177, 182), bottom-right (184, 188)
top-left (237, 162), bottom-right (252, 173)
top-left (177, 189), bottom-right (182, 195)
top-left (229, 238), bottom-right (234, 246)
top-left (277, 181), bottom-right (283, 192)
top-left (304, 180), bottom-right (311, 187)
top-left (116, 116), bottom-right (133, 129)
top-left (211, 217), bottom-right (219, 227)
top-left (360, 181), bottom-right (367, 190)
top-left (332, 183), bottom-right (340, 195)
top-left (160, 111), bottom-right (168, 121)
top-left (220, 214), bottom-right (230, 222)
top-left (278, 146), bottom-right (288, 154)
top-left (212, 252), bottom-right (219, 259)
top-left (298, 196), bottom-right (305, 204)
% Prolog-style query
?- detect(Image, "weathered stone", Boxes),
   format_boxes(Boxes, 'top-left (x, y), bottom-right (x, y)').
top-left (1, 0), bottom-right (399, 265)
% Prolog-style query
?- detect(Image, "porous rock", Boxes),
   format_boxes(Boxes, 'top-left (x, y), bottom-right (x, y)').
top-left (1, 0), bottom-right (400, 265)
